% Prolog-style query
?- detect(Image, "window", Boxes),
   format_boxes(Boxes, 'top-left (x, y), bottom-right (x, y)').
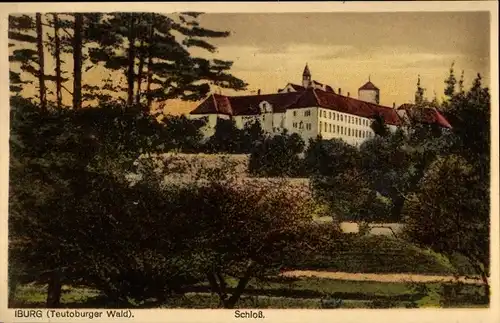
top-left (329, 124), bottom-right (332, 132)
top-left (319, 121), bottom-right (322, 130)
top-left (324, 111), bottom-right (327, 118)
top-left (306, 123), bottom-right (311, 130)
top-left (337, 125), bottom-right (339, 133)
top-left (304, 110), bottom-right (311, 117)
top-left (341, 126), bottom-right (344, 135)
top-left (341, 115), bottom-right (343, 122)
top-left (299, 121), bottom-right (304, 129)
top-left (329, 112), bottom-right (332, 119)
top-left (324, 122), bottom-right (327, 132)
top-left (348, 128), bottom-right (351, 136)
top-left (293, 111), bottom-right (297, 116)
top-left (293, 122), bottom-right (297, 128)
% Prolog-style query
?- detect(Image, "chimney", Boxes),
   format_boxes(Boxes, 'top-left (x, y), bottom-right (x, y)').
top-left (392, 102), bottom-right (396, 109)
top-left (257, 89), bottom-right (261, 95)
top-left (347, 92), bottom-right (350, 97)
top-left (338, 88), bottom-right (342, 95)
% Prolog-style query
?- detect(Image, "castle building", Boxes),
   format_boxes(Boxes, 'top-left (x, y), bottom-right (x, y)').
top-left (189, 64), bottom-right (451, 146)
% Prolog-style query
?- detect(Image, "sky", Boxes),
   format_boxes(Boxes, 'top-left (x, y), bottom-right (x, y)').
top-left (188, 12), bottom-right (490, 110)
top-left (11, 11), bottom-right (491, 114)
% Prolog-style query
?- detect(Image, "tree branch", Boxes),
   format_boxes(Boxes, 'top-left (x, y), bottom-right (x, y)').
top-left (61, 84), bottom-right (73, 95)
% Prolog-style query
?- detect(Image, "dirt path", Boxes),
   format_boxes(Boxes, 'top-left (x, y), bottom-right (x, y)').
top-left (281, 270), bottom-right (486, 285)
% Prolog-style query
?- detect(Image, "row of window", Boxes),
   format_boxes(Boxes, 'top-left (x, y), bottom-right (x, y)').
top-left (292, 122), bottom-right (312, 130)
top-left (320, 110), bottom-right (370, 127)
top-left (293, 110), bottom-right (312, 117)
top-left (291, 109), bottom-right (371, 128)
top-left (320, 121), bottom-right (374, 139)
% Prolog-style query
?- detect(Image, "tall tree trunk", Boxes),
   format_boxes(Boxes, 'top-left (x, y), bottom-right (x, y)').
top-left (35, 13), bottom-right (46, 112)
top-left (46, 270), bottom-right (62, 308)
top-left (126, 15), bottom-right (136, 107)
top-left (72, 13), bottom-right (83, 110)
top-left (135, 39), bottom-right (145, 105)
top-left (224, 271), bottom-right (253, 309)
top-left (53, 14), bottom-right (62, 109)
top-left (146, 20), bottom-right (154, 110)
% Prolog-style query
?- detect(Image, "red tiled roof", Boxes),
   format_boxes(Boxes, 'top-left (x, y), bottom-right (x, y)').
top-left (290, 84), bottom-right (306, 91)
top-left (191, 89), bottom-right (402, 126)
top-left (190, 89), bottom-right (452, 129)
top-left (397, 104), bottom-right (452, 129)
top-left (190, 92), bottom-right (304, 116)
top-left (359, 81), bottom-right (379, 91)
top-left (287, 89), bottom-right (402, 126)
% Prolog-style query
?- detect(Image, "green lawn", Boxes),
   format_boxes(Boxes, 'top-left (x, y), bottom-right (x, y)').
top-left (10, 276), bottom-right (488, 309)
top-left (285, 235), bottom-right (477, 275)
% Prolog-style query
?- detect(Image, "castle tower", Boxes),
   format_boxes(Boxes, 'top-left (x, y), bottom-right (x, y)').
top-left (358, 76), bottom-right (380, 104)
top-left (302, 64), bottom-right (311, 88)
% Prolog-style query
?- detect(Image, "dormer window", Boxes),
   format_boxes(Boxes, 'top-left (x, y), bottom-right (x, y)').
top-left (260, 101), bottom-right (272, 113)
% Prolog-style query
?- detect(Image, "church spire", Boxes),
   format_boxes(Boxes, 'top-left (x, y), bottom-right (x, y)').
top-left (303, 63), bottom-right (311, 77)
top-left (302, 63), bottom-right (311, 88)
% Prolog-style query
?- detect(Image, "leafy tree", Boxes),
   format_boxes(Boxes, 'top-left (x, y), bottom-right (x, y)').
top-left (351, 190), bottom-right (394, 224)
top-left (445, 74), bottom-right (490, 175)
top-left (248, 131), bottom-right (305, 177)
top-left (370, 114), bottom-right (390, 137)
top-left (161, 115), bottom-right (206, 153)
top-left (8, 98), bottom-right (173, 307)
top-left (359, 124), bottom-right (449, 222)
top-left (240, 119), bottom-right (265, 152)
top-left (304, 137), bottom-right (359, 176)
top-left (402, 155), bottom-right (490, 298)
top-left (184, 179), bottom-right (314, 308)
top-left (204, 118), bottom-right (244, 153)
top-left (305, 137), bottom-right (370, 221)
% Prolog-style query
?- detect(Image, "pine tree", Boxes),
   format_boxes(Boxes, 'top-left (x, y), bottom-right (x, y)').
top-left (72, 13), bottom-right (83, 110)
top-left (10, 13), bottom-right (69, 108)
top-left (458, 70), bottom-right (465, 95)
top-left (35, 14), bottom-right (47, 111)
top-left (88, 12), bottom-right (247, 111)
top-left (53, 14), bottom-right (63, 108)
top-left (8, 15), bottom-right (40, 101)
top-left (444, 62), bottom-right (457, 99)
top-left (414, 75), bottom-right (425, 105)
